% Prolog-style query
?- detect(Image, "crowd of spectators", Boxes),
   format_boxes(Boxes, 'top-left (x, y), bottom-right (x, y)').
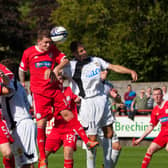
top-left (109, 84), bottom-right (168, 119)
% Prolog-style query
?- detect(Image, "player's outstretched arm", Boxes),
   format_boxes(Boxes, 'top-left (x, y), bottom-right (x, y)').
top-left (133, 124), bottom-right (154, 146)
top-left (107, 64), bottom-right (138, 81)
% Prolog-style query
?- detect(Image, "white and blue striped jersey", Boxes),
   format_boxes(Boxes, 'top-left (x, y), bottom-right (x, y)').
top-left (63, 56), bottom-right (109, 98)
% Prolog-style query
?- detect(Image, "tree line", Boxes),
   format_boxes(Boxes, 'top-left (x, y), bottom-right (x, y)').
top-left (0, 0), bottom-right (168, 81)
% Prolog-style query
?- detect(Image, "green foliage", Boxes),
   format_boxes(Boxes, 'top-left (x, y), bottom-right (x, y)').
top-left (50, 0), bottom-right (168, 81)
top-left (0, 0), bottom-right (30, 60)
top-left (1, 0), bottom-right (168, 81)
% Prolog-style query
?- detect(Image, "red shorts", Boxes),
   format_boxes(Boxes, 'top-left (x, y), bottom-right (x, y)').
top-left (33, 89), bottom-right (69, 121)
top-left (0, 120), bottom-right (14, 144)
top-left (45, 128), bottom-right (77, 153)
top-left (153, 131), bottom-right (168, 147)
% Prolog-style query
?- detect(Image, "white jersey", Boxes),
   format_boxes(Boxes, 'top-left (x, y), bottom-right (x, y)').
top-left (1, 78), bottom-right (32, 129)
top-left (1, 78), bottom-right (38, 167)
top-left (63, 56), bottom-right (109, 98)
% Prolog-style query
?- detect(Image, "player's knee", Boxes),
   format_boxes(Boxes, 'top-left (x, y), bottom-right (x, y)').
top-left (146, 147), bottom-right (155, 155)
top-left (36, 118), bottom-right (47, 127)
top-left (64, 148), bottom-right (74, 159)
top-left (2, 149), bottom-right (12, 159)
top-left (104, 131), bottom-right (113, 139)
top-left (102, 125), bottom-right (113, 138)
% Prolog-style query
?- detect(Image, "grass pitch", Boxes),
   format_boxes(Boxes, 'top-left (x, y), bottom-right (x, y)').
top-left (39, 145), bottom-right (167, 168)
top-left (0, 146), bottom-right (167, 167)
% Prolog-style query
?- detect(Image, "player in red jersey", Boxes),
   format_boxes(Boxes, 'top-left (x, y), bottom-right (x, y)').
top-left (45, 79), bottom-right (81, 168)
top-left (133, 88), bottom-right (168, 168)
top-left (0, 70), bottom-right (15, 168)
top-left (19, 29), bottom-right (98, 168)
top-left (0, 112), bottom-right (15, 168)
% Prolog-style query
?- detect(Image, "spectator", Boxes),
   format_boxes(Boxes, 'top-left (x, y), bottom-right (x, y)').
top-left (162, 85), bottom-right (168, 101)
top-left (124, 84), bottom-right (136, 113)
top-left (146, 87), bottom-right (154, 110)
top-left (131, 89), bottom-right (148, 116)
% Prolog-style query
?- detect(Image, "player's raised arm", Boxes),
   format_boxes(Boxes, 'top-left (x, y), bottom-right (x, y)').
top-left (107, 64), bottom-right (138, 81)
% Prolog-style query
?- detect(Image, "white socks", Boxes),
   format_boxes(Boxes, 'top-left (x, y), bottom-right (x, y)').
top-left (86, 147), bottom-right (96, 168)
top-left (111, 149), bottom-right (120, 167)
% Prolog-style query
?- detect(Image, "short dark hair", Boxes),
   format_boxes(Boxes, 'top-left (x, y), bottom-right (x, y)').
top-left (70, 41), bottom-right (83, 53)
top-left (153, 87), bottom-right (163, 95)
top-left (37, 29), bottom-right (50, 40)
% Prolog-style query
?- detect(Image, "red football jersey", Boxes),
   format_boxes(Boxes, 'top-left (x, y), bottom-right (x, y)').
top-left (53, 86), bottom-right (78, 132)
top-left (19, 44), bottom-right (66, 96)
top-left (150, 101), bottom-right (168, 133)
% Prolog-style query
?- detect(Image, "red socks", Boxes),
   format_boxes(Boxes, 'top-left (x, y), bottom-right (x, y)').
top-left (67, 117), bottom-right (89, 144)
top-left (141, 153), bottom-right (152, 168)
top-left (64, 159), bottom-right (73, 168)
top-left (37, 126), bottom-right (46, 160)
top-left (3, 155), bottom-right (15, 168)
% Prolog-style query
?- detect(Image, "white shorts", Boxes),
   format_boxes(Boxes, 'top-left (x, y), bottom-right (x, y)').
top-left (79, 94), bottom-right (114, 135)
top-left (11, 119), bottom-right (38, 168)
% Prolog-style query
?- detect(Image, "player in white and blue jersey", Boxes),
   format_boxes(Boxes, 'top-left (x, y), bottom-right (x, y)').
top-left (63, 41), bottom-right (137, 168)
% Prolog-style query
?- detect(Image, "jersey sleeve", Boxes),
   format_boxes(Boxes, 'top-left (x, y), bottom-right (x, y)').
top-left (149, 107), bottom-right (159, 126)
top-left (95, 57), bottom-right (110, 70)
top-left (19, 50), bottom-right (29, 72)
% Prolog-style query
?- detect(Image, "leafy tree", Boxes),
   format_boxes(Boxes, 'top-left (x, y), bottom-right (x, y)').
top-left (50, 0), bottom-right (168, 81)
top-left (27, 0), bottom-right (59, 42)
top-left (0, 0), bottom-right (30, 61)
